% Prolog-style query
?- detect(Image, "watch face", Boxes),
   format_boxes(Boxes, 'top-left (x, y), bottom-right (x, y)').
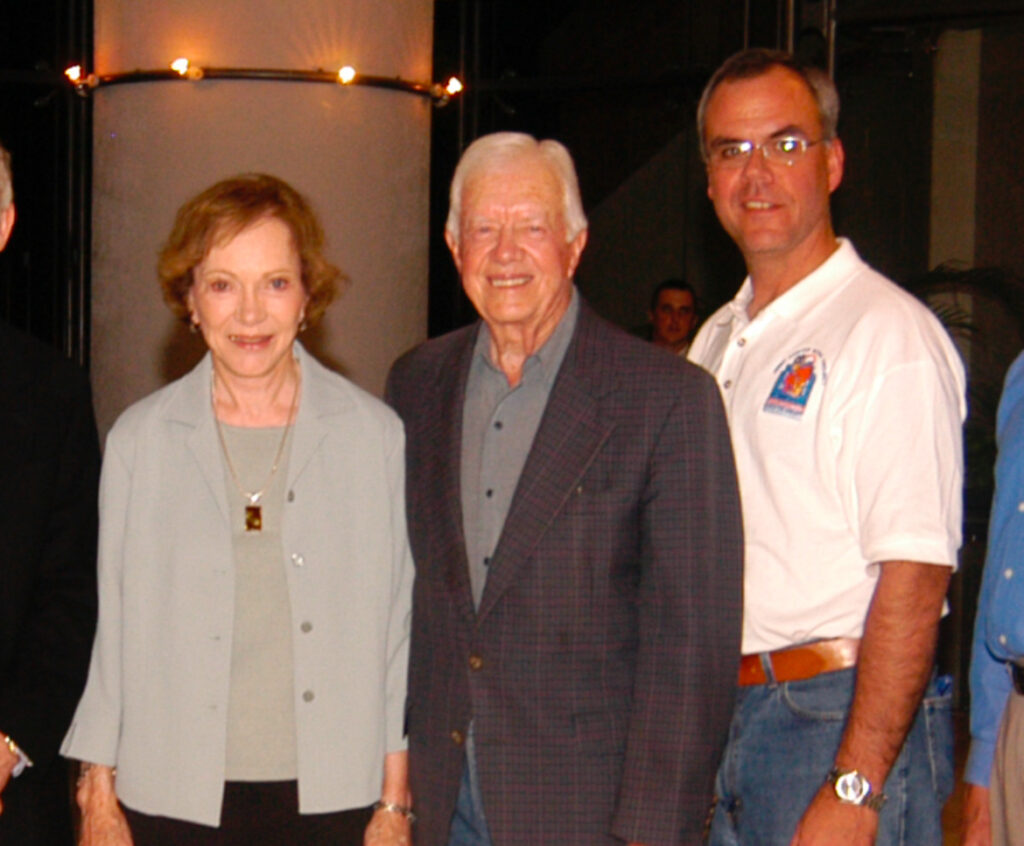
top-left (835, 771), bottom-right (870, 804)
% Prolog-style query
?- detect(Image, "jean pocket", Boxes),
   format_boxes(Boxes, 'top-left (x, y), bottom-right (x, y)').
top-left (922, 674), bottom-right (955, 801)
top-left (778, 669), bottom-right (853, 722)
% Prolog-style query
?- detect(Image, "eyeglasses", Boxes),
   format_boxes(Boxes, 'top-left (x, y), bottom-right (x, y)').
top-left (707, 136), bottom-right (823, 169)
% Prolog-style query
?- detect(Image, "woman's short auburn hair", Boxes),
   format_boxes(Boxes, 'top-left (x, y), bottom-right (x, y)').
top-left (158, 173), bottom-right (343, 326)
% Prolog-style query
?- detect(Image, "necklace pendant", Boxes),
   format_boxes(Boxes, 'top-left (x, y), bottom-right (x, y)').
top-left (244, 504), bottom-right (263, 532)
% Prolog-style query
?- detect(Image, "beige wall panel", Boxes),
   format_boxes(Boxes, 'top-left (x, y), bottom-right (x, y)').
top-left (930, 28), bottom-right (980, 271)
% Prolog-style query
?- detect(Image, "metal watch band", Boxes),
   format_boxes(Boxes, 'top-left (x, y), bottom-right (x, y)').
top-left (826, 767), bottom-right (888, 812)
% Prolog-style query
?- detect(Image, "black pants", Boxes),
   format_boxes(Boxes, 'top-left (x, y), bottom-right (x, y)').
top-left (122, 781), bottom-right (373, 845)
top-left (0, 759), bottom-right (74, 845)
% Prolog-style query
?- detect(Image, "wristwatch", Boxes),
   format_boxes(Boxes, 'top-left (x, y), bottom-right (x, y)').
top-left (826, 767), bottom-right (887, 812)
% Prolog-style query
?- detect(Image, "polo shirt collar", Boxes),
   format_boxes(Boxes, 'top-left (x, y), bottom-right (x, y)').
top-left (721, 238), bottom-right (860, 327)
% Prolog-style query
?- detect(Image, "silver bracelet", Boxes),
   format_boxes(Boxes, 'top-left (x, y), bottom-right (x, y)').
top-left (76, 762), bottom-right (116, 788)
top-left (372, 799), bottom-right (417, 823)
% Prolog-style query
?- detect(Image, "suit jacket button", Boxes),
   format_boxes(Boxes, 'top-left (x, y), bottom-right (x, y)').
top-left (468, 654), bottom-right (484, 671)
top-left (450, 730), bottom-right (465, 746)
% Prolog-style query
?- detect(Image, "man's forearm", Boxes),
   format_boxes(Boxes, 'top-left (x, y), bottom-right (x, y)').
top-left (834, 560), bottom-right (950, 786)
top-left (790, 561), bottom-right (951, 845)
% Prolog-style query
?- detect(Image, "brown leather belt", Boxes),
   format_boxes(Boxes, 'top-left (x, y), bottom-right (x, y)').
top-left (738, 637), bottom-right (860, 686)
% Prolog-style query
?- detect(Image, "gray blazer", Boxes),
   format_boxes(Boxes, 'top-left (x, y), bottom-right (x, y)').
top-left (62, 343), bottom-right (413, 826)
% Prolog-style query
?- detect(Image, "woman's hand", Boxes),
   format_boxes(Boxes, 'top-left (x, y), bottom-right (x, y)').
top-left (364, 806), bottom-right (411, 846)
top-left (365, 750), bottom-right (412, 845)
top-left (76, 764), bottom-right (133, 846)
top-left (79, 807), bottom-right (133, 846)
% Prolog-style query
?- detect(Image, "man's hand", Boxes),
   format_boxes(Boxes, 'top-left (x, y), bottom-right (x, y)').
top-left (961, 784), bottom-right (992, 846)
top-left (790, 784), bottom-right (878, 846)
top-left (0, 737), bottom-right (18, 815)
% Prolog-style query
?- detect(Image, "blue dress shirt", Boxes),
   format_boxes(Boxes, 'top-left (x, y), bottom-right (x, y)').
top-left (967, 350), bottom-right (1024, 785)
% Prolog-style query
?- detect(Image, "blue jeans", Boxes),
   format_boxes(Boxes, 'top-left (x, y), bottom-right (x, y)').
top-left (708, 665), bottom-right (954, 845)
top-left (448, 730), bottom-right (494, 846)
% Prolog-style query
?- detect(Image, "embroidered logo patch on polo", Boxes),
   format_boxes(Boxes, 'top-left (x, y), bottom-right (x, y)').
top-left (764, 349), bottom-right (824, 418)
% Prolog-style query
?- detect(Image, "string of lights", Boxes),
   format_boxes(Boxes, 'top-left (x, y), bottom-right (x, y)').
top-left (64, 60), bottom-right (464, 106)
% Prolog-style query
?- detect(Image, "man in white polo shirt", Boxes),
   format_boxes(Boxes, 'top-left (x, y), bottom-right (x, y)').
top-left (689, 48), bottom-right (965, 845)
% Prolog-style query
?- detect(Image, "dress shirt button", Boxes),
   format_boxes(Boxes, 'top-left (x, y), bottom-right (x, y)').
top-left (468, 654), bottom-right (484, 671)
top-left (1005, 569), bottom-right (1014, 580)
top-left (303, 690), bottom-right (315, 702)
top-left (287, 490), bottom-right (295, 502)
top-left (723, 379), bottom-right (733, 389)
top-left (450, 730), bottom-right (465, 746)
top-left (737, 338), bottom-right (746, 347)
top-left (1000, 634), bottom-right (1009, 646)
top-left (301, 621), bottom-right (313, 633)
top-left (291, 553), bottom-right (305, 567)
top-left (1018, 501), bottom-right (1024, 513)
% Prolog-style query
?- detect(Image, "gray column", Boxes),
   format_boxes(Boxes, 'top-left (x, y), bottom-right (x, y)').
top-left (91, 0), bottom-right (432, 435)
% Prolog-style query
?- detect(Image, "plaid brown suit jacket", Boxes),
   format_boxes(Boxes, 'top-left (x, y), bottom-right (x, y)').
top-left (386, 302), bottom-right (742, 845)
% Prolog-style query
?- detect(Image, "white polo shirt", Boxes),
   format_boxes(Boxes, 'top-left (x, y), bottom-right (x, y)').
top-left (689, 239), bottom-right (965, 654)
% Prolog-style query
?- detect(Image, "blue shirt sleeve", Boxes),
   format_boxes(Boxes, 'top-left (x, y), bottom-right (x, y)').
top-left (967, 350), bottom-right (1024, 785)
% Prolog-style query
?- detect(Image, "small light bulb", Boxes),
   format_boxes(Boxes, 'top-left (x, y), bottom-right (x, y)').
top-left (65, 65), bottom-right (83, 83)
top-left (445, 76), bottom-right (464, 96)
top-left (171, 57), bottom-right (190, 76)
top-left (337, 66), bottom-right (356, 84)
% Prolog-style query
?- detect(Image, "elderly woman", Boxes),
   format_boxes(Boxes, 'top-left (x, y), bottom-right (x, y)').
top-left (61, 174), bottom-right (414, 845)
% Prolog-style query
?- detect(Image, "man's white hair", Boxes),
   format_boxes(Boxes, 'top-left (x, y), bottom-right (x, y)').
top-left (446, 132), bottom-right (588, 247)
top-left (0, 142), bottom-right (12, 211)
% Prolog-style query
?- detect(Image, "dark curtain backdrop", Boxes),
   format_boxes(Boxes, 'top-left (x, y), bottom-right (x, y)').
top-left (0, 0), bottom-right (91, 364)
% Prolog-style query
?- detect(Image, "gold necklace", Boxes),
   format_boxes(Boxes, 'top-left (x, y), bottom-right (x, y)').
top-left (211, 367), bottom-right (300, 532)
